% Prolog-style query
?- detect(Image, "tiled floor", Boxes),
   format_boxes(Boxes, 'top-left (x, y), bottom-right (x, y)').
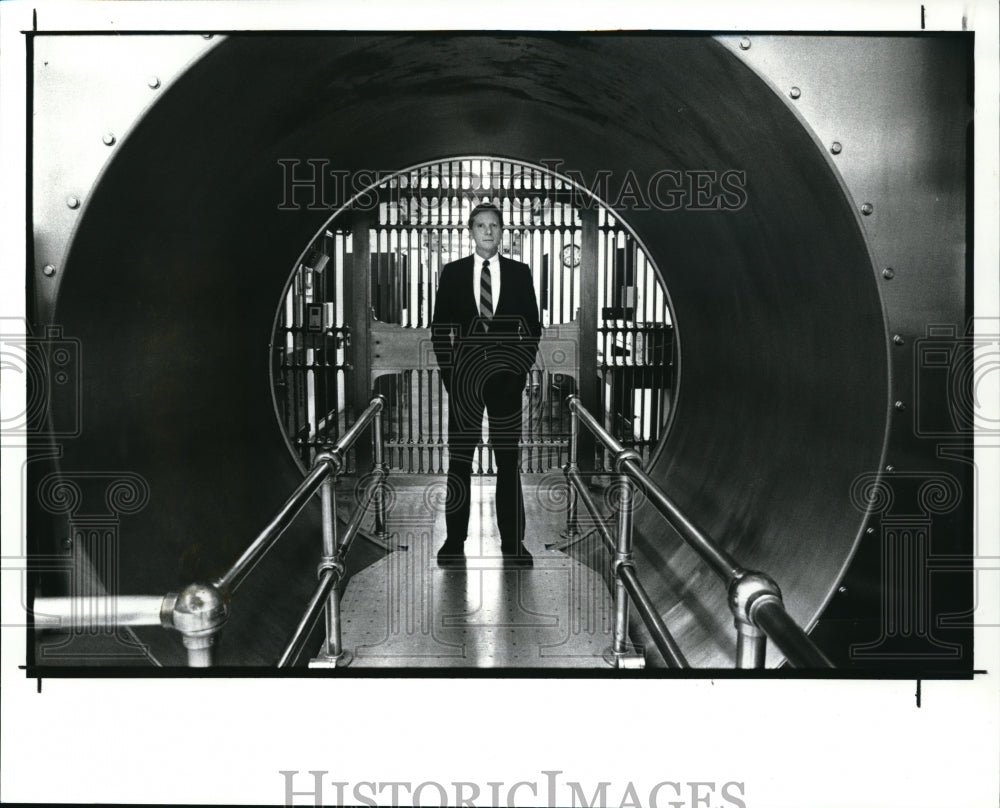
top-left (335, 474), bottom-right (615, 668)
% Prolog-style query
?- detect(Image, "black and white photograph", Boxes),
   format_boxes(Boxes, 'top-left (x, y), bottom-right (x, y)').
top-left (1, 1), bottom-right (997, 806)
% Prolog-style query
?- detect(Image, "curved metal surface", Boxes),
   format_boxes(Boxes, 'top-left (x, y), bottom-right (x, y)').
top-left (32, 34), bottom-right (223, 323)
top-left (42, 33), bottom-right (967, 666)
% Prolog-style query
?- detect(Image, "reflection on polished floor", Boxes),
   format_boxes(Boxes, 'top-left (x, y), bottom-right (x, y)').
top-left (338, 475), bottom-right (614, 668)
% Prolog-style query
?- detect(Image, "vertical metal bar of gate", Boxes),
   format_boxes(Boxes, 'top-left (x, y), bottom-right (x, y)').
top-left (578, 206), bottom-right (599, 473)
top-left (350, 213), bottom-right (373, 474)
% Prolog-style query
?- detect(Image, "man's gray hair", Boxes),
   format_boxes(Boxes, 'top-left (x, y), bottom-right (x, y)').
top-left (468, 201), bottom-right (504, 227)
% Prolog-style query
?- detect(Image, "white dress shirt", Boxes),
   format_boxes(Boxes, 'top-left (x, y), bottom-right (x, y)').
top-left (471, 252), bottom-right (502, 313)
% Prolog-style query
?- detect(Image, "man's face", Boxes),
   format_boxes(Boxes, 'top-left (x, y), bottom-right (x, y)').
top-left (470, 211), bottom-right (503, 257)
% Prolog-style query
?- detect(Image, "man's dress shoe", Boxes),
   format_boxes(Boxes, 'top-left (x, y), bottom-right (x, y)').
top-left (437, 542), bottom-right (466, 568)
top-left (501, 544), bottom-right (534, 568)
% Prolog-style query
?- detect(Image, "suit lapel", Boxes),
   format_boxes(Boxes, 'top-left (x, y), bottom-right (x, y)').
top-left (456, 256), bottom-right (478, 321)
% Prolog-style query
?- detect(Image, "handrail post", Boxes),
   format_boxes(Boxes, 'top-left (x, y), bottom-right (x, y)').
top-left (318, 453), bottom-right (340, 561)
top-left (560, 402), bottom-right (582, 542)
top-left (604, 447), bottom-right (645, 669)
top-left (728, 571), bottom-right (779, 669)
top-left (611, 473), bottom-right (632, 659)
top-left (310, 448), bottom-right (353, 668)
top-left (371, 394), bottom-right (390, 542)
top-left (735, 622), bottom-right (767, 669)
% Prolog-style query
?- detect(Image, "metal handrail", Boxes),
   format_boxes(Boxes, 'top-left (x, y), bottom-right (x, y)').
top-left (216, 460), bottom-right (334, 594)
top-left (569, 399), bottom-right (741, 583)
top-left (752, 598), bottom-right (832, 668)
top-left (277, 465), bottom-right (388, 668)
top-left (277, 567), bottom-right (339, 668)
top-left (564, 394), bottom-right (832, 669)
top-left (217, 395), bottom-right (388, 597)
top-left (32, 596), bottom-right (171, 629)
top-left (618, 565), bottom-right (688, 668)
top-left (563, 465), bottom-right (616, 556)
top-left (31, 394), bottom-right (390, 668)
top-left (564, 463), bottom-right (686, 667)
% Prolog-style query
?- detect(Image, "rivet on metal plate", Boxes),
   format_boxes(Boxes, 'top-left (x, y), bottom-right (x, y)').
top-left (885, 465), bottom-right (895, 473)
top-left (147, 76), bottom-right (161, 90)
top-left (882, 267), bottom-right (895, 280)
top-left (893, 334), bottom-right (905, 345)
top-left (66, 196), bottom-right (80, 209)
top-left (861, 202), bottom-right (874, 216)
top-left (739, 37), bottom-right (751, 50)
top-left (894, 400), bottom-right (906, 411)
top-left (102, 132), bottom-right (116, 146)
top-left (789, 86), bottom-right (801, 100)
top-left (43, 264), bottom-right (56, 277)
top-left (830, 141), bottom-right (842, 155)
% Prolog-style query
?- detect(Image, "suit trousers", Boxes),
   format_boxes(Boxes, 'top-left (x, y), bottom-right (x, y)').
top-left (444, 369), bottom-right (526, 550)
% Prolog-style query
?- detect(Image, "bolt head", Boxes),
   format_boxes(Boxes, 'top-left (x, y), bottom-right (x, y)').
top-left (893, 334), bottom-right (905, 345)
top-left (147, 75), bottom-right (161, 89)
top-left (882, 267), bottom-right (895, 280)
top-left (42, 264), bottom-right (56, 277)
top-left (861, 202), bottom-right (874, 216)
top-left (894, 400), bottom-right (906, 411)
top-left (789, 86), bottom-right (801, 99)
top-left (66, 196), bottom-right (80, 209)
top-left (739, 37), bottom-right (751, 50)
top-left (830, 141), bottom-right (843, 155)
top-left (885, 464), bottom-right (895, 473)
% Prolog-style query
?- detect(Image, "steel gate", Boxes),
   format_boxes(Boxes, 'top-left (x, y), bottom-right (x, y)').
top-left (272, 158), bottom-right (674, 475)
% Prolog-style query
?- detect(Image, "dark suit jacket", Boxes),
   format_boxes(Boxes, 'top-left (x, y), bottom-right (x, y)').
top-left (431, 255), bottom-right (542, 394)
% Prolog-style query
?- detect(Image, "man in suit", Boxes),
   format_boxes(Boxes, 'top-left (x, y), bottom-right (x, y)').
top-left (431, 202), bottom-right (542, 568)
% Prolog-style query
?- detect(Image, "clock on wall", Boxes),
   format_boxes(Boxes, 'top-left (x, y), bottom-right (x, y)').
top-left (561, 244), bottom-right (581, 268)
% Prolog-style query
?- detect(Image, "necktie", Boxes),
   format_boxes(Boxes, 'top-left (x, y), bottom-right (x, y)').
top-left (479, 259), bottom-right (494, 327)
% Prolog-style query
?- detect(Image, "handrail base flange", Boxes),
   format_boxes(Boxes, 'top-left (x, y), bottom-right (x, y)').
top-left (308, 650), bottom-right (354, 668)
top-left (602, 645), bottom-right (645, 669)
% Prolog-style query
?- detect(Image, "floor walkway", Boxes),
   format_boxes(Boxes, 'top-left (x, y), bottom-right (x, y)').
top-left (336, 475), bottom-right (615, 669)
